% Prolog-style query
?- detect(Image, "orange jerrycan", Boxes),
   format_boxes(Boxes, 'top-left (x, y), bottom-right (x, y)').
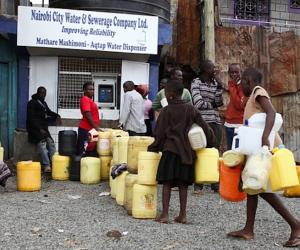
top-left (219, 159), bottom-right (246, 202)
top-left (270, 147), bottom-right (299, 192)
top-left (284, 166), bottom-right (300, 197)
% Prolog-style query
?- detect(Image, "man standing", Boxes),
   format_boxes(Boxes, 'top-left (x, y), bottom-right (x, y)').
top-left (27, 86), bottom-right (61, 173)
top-left (119, 81), bottom-right (146, 136)
top-left (77, 81), bottom-right (100, 156)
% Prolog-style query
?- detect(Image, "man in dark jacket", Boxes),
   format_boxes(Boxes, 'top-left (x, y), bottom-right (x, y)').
top-left (27, 87), bottom-right (61, 172)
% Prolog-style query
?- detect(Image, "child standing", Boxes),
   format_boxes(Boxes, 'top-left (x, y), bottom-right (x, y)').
top-left (148, 79), bottom-right (215, 224)
top-left (224, 63), bottom-right (247, 149)
top-left (227, 68), bottom-right (300, 247)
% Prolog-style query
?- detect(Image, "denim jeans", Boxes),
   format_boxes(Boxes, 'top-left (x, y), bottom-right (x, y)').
top-left (225, 127), bottom-right (235, 150)
top-left (37, 137), bottom-right (56, 167)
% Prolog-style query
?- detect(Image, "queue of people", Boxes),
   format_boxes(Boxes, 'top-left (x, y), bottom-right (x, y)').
top-left (25, 62), bottom-right (300, 248)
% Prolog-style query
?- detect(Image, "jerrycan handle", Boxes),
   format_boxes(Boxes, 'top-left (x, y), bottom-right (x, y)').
top-left (232, 135), bottom-right (240, 151)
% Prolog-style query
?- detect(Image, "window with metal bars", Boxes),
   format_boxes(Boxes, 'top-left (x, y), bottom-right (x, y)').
top-left (234, 0), bottom-right (270, 22)
top-left (58, 57), bottom-right (121, 109)
top-left (290, 0), bottom-right (300, 9)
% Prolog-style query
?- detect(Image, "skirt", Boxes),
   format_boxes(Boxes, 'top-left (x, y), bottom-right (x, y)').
top-left (156, 151), bottom-right (194, 186)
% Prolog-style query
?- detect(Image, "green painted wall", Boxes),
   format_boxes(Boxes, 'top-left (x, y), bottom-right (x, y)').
top-left (0, 37), bottom-right (17, 159)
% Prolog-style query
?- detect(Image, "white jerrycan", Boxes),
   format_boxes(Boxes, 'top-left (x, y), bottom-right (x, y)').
top-left (232, 126), bottom-right (275, 155)
top-left (188, 124), bottom-right (207, 150)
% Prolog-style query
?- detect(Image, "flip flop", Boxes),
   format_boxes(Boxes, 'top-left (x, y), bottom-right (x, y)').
top-left (283, 237), bottom-right (300, 247)
top-left (154, 217), bottom-right (169, 224)
top-left (174, 217), bottom-right (187, 224)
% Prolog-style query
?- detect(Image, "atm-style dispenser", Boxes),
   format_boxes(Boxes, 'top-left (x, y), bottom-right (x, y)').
top-left (94, 78), bottom-right (116, 109)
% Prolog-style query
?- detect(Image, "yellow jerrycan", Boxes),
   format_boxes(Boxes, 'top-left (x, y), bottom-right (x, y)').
top-left (111, 137), bottom-right (120, 164)
top-left (118, 137), bottom-right (129, 164)
top-left (195, 148), bottom-right (219, 184)
top-left (132, 184), bottom-right (157, 219)
top-left (270, 147), bottom-right (300, 192)
top-left (0, 141), bottom-right (3, 161)
top-left (116, 171), bottom-right (129, 206)
top-left (80, 157), bottom-right (101, 184)
top-left (284, 166), bottom-right (300, 197)
top-left (110, 130), bottom-right (129, 154)
top-left (137, 152), bottom-right (161, 185)
top-left (127, 136), bottom-right (155, 174)
top-left (17, 161), bottom-right (41, 192)
top-left (97, 131), bottom-right (111, 156)
top-left (124, 174), bottom-right (138, 215)
top-left (52, 154), bottom-right (71, 181)
top-left (110, 165), bottom-right (117, 198)
top-left (222, 150), bottom-right (245, 167)
top-left (100, 156), bottom-right (112, 180)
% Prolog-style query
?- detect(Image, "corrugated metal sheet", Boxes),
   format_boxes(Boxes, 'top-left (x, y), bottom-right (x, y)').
top-left (283, 91), bottom-right (300, 162)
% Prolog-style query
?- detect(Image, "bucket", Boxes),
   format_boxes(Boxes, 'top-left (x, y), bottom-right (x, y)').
top-left (270, 148), bottom-right (299, 192)
top-left (52, 154), bottom-right (71, 181)
top-left (219, 159), bottom-right (246, 202)
top-left (17, 161), bottom-right (41, 192)
top-left (137, 152), bottom-right (160, 185)
top-left (127, 136), bottom-right (154, 174)
top-left (132, 184), bottom-right (157, 219)
top-left (124, 174), bottom-right (138, 215)
top-left (80, 157), bottom-right (101, 184)
top-left (194, 148), bottom-right (219, 184)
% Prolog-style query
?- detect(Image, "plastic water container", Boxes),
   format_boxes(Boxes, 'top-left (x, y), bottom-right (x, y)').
top-left (232, 126), bottom-right (275, 155)
top-left (219, 159), bottom-right (246, 202)
top-left (127, 136), bottom-right (154, 174)
top-left (0, 146), bottom-right (3, 161)
top-left (52, 154), bottom-right (71, 181)
top-left (88, 128), bottom-right (99, 142)
top-left (111, 137), bottom-right (120, 164)
top-left (100, 156), bottom-right (112, 180)
top-left (58, 130), bottom-right (77, 156)
top-left (284, 166), bottom-right (300, 197)
top-left (242, 146), bottom-right (272, 195)
top-left (80, 157), bottom-right (101, 184)
top-left (188, 124), bottom-right (207, 150)
top-left (118, 137), bottom-right (129, 164)
top-left (97, 131), bottom-right (111, 156)
top-left (269, 147), bottom-right (299, 192)
top-left (132, 184), bottom-right (157, 219)
top-left (137, 152), bottom-right (161, 185)
top-left (17, 161), bottom-right (41, 192)
top-left (244, 113), bottom-right (283, 131)
top-left (124, 174), bottom-right (138, 215)
top-left (194, 148), bottom-right (219, 184)
top-left (116, 171), bottom-right (129, 206)
top-left (222, 150), bottom-right (245, 167)
top-left (109, 165), bottom-right (117, 199)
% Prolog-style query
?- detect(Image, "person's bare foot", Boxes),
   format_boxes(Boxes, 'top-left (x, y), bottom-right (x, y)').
top-left (284, 227), bottom-right (300, 247)
top-left (154, 214), bottom-right (169, 224)
top-left (174, 215), bottom-right (187, 224)
top-left (227, 229), bottom-right (254, 240)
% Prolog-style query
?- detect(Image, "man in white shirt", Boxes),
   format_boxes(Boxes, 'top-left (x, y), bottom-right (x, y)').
top-left (119, 81), bottom-right (146, 136)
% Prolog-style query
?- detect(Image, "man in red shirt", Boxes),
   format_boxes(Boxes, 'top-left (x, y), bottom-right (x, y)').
top-left (224, 64), bottom-right (247, 149)
top-left (77, 82), bottom-right (100, 156)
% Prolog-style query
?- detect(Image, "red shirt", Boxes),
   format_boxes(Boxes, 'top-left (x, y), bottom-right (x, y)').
top-left (225, 80), bottom-right (247, 124)
top-left (79, 96), bottom-right (100, 130)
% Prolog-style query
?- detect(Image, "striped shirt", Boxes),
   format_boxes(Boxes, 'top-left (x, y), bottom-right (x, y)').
top-left (191, 78), bottom-right (223, 124)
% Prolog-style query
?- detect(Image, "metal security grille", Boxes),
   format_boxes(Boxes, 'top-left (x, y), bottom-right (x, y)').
top-left (58, 57), bottom-right (121, 109)
top-left (291, 0), bottom-right (300, 9)
top-left (234, 0), bottom-right (270, 21)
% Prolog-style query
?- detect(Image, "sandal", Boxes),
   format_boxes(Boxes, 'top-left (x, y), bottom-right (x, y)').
top-left (284, 237), bottom-right (300, 247)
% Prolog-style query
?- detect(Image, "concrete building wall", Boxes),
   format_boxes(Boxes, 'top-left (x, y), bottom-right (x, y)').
top-left (219, 0), bottom-right (300, 35)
